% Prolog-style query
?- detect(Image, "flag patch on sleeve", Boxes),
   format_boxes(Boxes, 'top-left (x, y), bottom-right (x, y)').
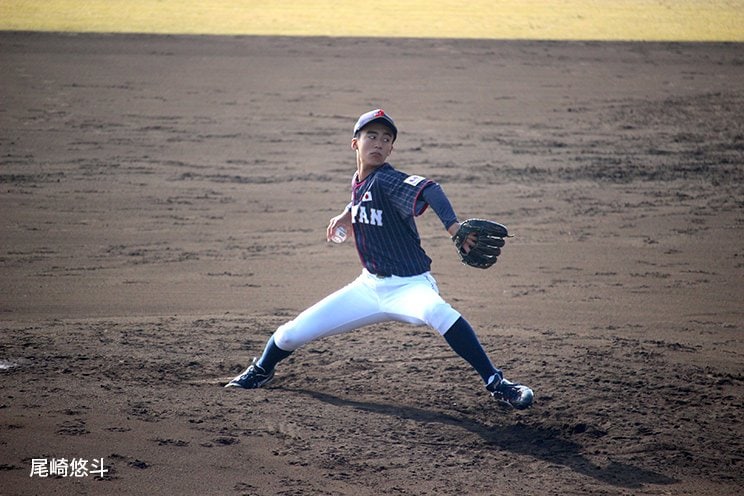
top-left (403, 175), bottom-right (426, 186)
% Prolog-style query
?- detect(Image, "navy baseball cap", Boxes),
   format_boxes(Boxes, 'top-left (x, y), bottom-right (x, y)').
top-left (353, 109), bottom-right (397, 141)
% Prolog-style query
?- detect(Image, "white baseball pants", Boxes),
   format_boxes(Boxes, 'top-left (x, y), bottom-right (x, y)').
top-left (272, 269), bottom-right (462, 351)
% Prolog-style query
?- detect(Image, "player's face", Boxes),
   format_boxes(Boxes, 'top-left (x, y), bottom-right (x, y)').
top-left (352, 123), bottom-right (394, 167)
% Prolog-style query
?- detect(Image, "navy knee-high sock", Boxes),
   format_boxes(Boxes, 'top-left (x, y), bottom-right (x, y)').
top-left (443, 317), bottom-right (500, 384)
top-left (256, 336), bottom-right (292, 372)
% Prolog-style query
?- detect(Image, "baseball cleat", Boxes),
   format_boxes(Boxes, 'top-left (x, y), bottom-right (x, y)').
top-left (225, 358), bottom-right (275, 389)
top-left (487, 377), bottom-right (534, 410)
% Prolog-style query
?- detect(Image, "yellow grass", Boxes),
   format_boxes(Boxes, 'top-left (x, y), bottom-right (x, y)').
top-left (1, 1), bottom-right (742, 41)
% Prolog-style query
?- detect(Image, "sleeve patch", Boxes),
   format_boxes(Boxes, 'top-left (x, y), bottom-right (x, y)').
top-left (403, 175), bottom-right (427, 187)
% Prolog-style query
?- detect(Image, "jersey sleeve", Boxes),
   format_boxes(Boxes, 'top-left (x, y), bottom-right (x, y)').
top-left (419, 183), bottom-right (458, 229)
top-left (381, 171), bottom-right (433, 218)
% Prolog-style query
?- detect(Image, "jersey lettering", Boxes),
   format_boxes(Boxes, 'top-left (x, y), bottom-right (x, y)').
top-left (351, 205), bottom-right (384, 226)
top-left (358, 206), bottom-right (368, 224)
top-left (370, 208), bottom-right (383, 226)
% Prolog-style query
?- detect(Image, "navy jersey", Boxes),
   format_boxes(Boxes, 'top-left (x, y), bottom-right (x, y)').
top-left (350, 163), bottom-right (434, 277)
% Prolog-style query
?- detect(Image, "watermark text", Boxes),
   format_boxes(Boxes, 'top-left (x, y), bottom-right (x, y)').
top-left (30, 458), bottom-right (109, 478)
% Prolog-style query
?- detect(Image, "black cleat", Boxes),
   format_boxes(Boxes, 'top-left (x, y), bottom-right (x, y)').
top-left (225, 358), bottom-right (275, 389)
top-left (487, 376), bottom-right (534, 410)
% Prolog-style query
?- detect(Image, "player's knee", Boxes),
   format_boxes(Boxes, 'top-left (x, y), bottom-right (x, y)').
top-left (426, 304), bottom-right (461, 335)
top-left (272, 323), bottom-right (305, 352)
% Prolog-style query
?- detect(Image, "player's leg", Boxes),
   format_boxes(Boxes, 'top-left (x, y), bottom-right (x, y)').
top-left (442, 316), bottom-right (498, 383)
top-left (224, 334), bottom-right (288, 389)
top-left (383, 273), bottom-right (533, 408)
top-left (272, 275), bottom-right (386, 351)
top-left (440, 315), bottom-right (534, 409)
top-left (226, 274), bottom-right (386, 389)
top-left (442, 317), bottom-right (533, 409)
top-left (380, 274), bottom-right (496, 380)
top-left (255, 335), bottom-right (292, 373)
top-left (380, 272), bottom-right (461, 331)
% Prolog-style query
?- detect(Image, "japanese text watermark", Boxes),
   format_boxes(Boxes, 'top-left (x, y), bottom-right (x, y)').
top-left (29, 458), bottom-right (109, 478)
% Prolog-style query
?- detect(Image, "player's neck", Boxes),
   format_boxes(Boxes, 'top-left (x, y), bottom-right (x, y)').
top-left (357, 162), bottom-right (383, 181)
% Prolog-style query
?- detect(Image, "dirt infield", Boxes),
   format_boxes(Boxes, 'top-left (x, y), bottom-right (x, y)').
top-left (1, 32), bottom-right (743, 495)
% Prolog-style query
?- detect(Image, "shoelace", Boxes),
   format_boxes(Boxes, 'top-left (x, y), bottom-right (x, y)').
top-left (496, 383), bottom-right (524, 401)
top-left (239, 365), bottom-right (269, 385)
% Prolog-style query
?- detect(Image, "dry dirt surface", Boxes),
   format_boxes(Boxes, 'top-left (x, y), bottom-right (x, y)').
top-left (1, 32), bottom-right (742, 495)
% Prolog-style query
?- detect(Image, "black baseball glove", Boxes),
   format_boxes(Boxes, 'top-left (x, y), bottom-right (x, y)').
top-left (452, 218), bottom-right (509, 269)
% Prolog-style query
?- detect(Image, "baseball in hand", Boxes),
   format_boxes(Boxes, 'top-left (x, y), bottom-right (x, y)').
top-left (330, 225), bottom-right (347, 244)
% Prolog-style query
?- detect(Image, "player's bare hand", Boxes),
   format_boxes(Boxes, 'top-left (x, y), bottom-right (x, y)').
top-left (460, 232), bottom-right (477, 253)
top-left (327, 210), bottom-right (352, 242)
top-left (448, 222), bottom-right (477, 253)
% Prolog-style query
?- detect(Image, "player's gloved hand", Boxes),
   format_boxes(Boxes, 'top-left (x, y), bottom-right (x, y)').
top-left (451, 218), bottom-right (509, 269)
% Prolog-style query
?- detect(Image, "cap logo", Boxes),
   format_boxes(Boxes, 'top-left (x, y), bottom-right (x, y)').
top-left (354, 109), bottom-right (396, 140)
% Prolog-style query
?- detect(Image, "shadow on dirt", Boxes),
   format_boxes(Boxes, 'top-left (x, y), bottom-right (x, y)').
top-left (291, 388), bottom-right (677, 489)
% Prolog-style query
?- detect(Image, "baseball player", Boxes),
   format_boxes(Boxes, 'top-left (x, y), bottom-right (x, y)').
top-left (226, 109), bottom-right (533, 409)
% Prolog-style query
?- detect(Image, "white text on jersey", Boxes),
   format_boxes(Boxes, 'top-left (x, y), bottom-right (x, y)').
top-left (352, 204), bottom-right (383, 226)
